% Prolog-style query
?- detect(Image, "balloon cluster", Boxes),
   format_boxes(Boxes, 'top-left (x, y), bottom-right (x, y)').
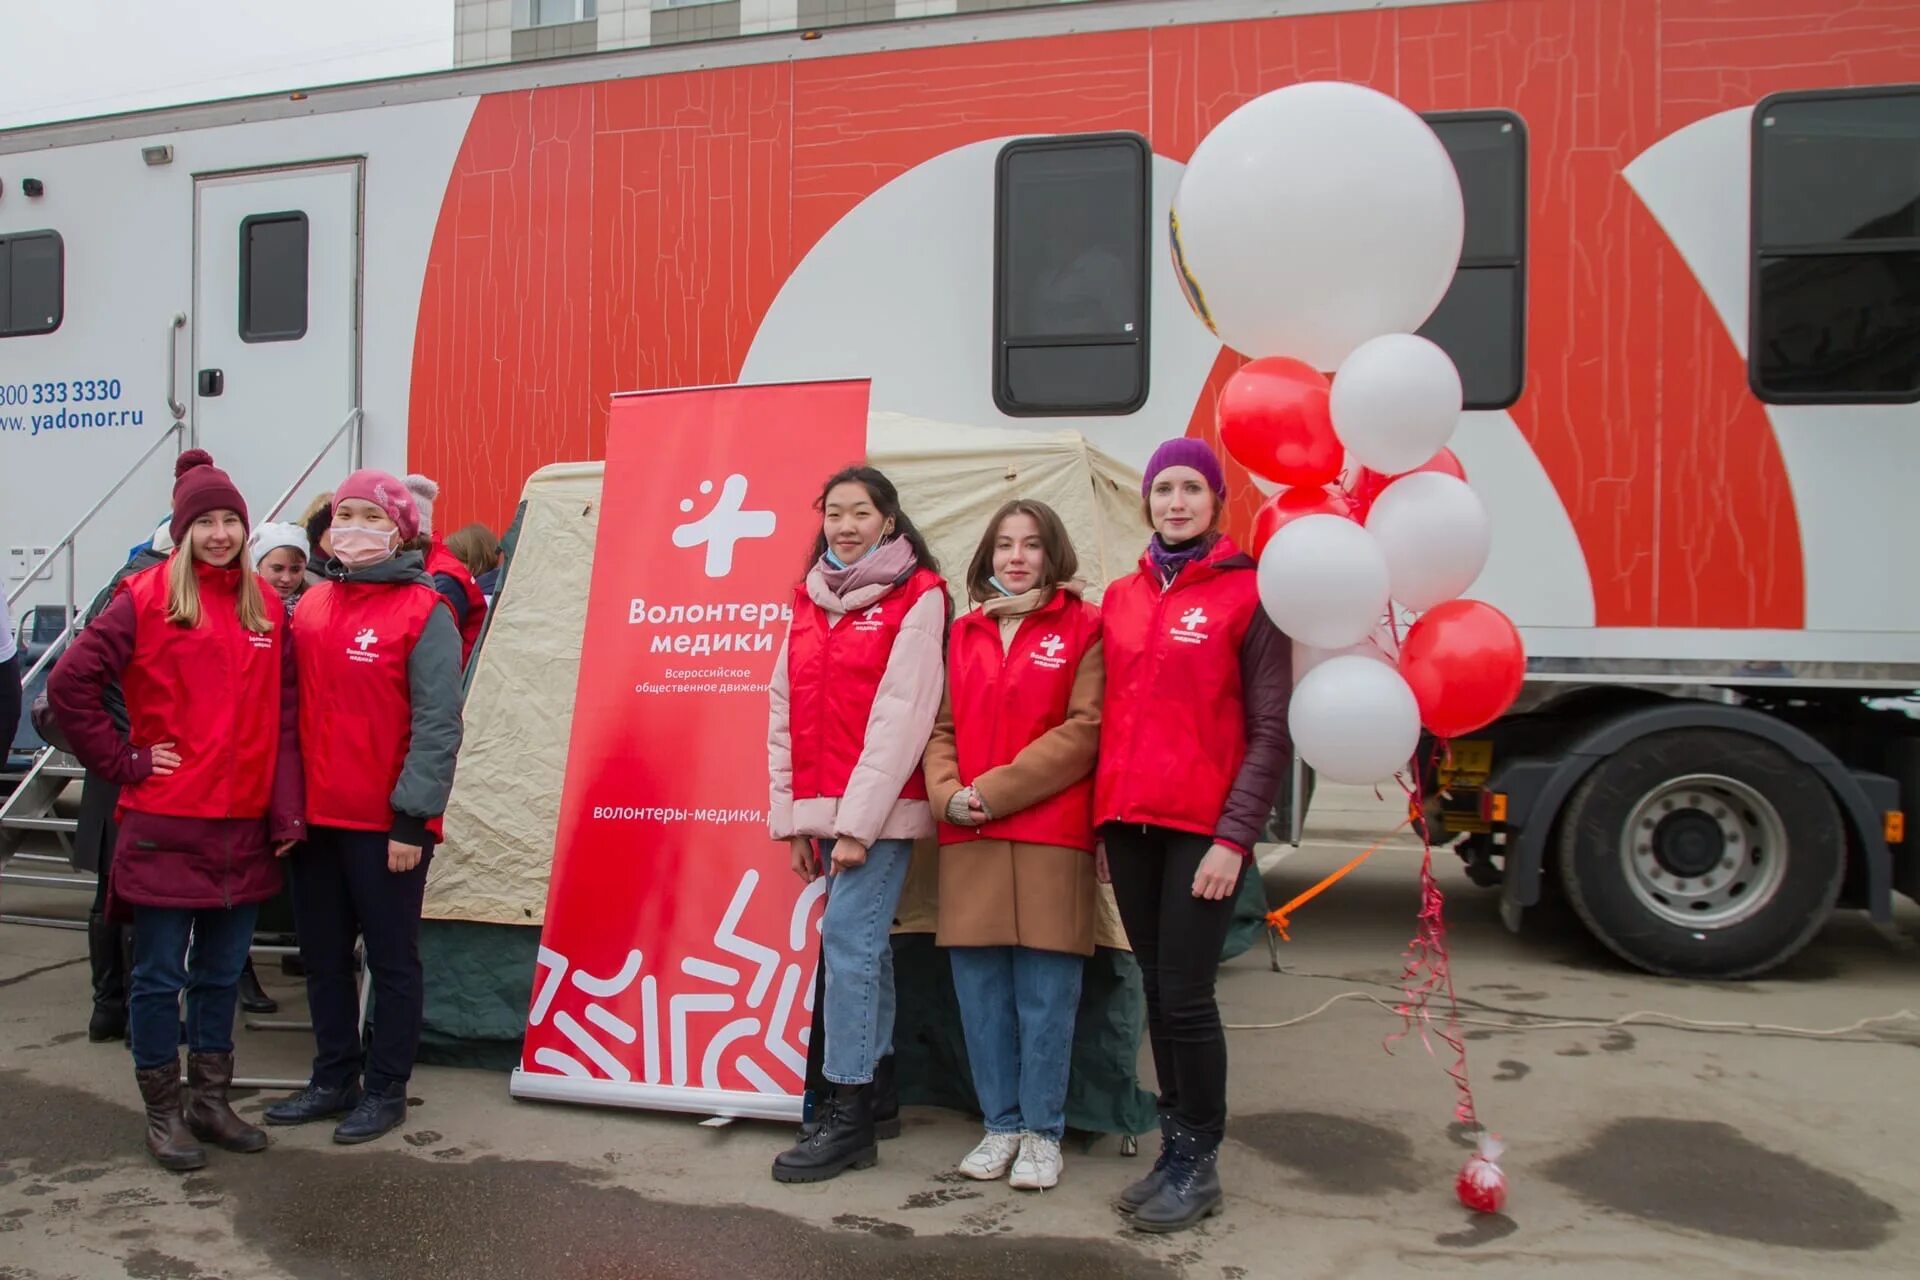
top-left (1171, 81), bottom-right (1526, 785)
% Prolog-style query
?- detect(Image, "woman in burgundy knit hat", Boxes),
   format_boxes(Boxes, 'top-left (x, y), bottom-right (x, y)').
top-left (48, 448), bottom-right (305, 1172)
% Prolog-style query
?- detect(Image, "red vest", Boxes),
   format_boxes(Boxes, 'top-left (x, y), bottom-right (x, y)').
top-left (939, 591), bottom-right (1100, 852)
top-left (425, 537), bottom-right (486, 666)
top-left (1096, 538), bottom-right (1261, 838)
top-left (292, 577), bottom-right (444, 835)
top-left (116, 560), bottom-right (284, 820)
top-left (786, 567), bottom-right (945, 804)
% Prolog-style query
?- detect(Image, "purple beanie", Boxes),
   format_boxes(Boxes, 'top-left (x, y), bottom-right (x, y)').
top-left (1142, 438), bottom-right (1227, 499)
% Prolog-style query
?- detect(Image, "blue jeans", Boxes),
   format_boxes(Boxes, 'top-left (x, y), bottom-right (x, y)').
top-left (128, 903), bottom-right (260, 1071)
top-left (948, 945), bottom-right (1084, 1140)
top-left (820, 837), bottom-right (913, 1085)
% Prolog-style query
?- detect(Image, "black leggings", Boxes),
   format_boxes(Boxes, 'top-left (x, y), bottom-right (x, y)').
top-left (0, 652), bottom-right (20, 773)
top-left (1104, 824), bottom-right (1247, 1138)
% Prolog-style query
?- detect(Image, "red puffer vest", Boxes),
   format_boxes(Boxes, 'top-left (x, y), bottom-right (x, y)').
top-left (1096, 538), bottom-right (1261, 839)
top-left (787, 567), bottom-right (945, 804)
top-left (117, 560), bottom-right (283, 821)
top-left (939, 591), bottom-right (1100, 851)
top-left (425, 537), bottom-right (486, 665)
top-left (293, 577), bottom-right (445, 836)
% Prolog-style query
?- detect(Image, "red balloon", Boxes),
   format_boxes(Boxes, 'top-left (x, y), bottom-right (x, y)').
top-left (1344, 448), bottom-right (1467, 521)
top-left (1218, 357), bottom-right (1341, 488)
top-left (1398, 600), bottom-right (1525, 738)
top-left (1251, 486), bottom-right (1354, 558)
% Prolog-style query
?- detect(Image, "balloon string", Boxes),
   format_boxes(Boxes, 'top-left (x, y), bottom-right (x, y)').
top-left (1264, 815), bottom-right (1413, 941)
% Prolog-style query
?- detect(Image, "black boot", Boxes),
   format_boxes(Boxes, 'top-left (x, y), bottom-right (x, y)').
top-left (333, 1082), bottom-right (409, 1145)
top-left (1115, 1110), bottom-right (1176, 1215)
top-left (871, 1054), bottom-right (902, 1141)
top-left (86, 913), bottom-right (129, 1042)
top-left (238, 959), bottom-right (278, 1015)
top-left (772, 1082), bottom-right (877, 1184)
top-left (264, 1079), bottom-right (364, 1126)
top-left (1130, 1122), bottom-right (1223, 1233)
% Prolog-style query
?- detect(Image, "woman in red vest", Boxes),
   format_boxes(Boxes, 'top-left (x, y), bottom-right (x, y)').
top-left (48, 449), bottom-right (305, 1171)
top-left (767, 465), bottom-right (947, 1184)
top-left (923, 499), bottom-right (1102, 1192)
top-left (1099, 438), bottom-right (1291, 1233)
top-left (263, 470), bottom-right (465, 1145)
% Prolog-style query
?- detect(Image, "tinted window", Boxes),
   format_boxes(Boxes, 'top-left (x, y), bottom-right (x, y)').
top-left (994, 134), bottom-right (1149, 416)
top-left (1752, 87), bottom-right (1920, 403)
top-left (240, 212), bottom-right (309, 343)
top-left (0, 230), bottom-right (64, 338)
top-left (1418, 113), bottom-right (1527, 410)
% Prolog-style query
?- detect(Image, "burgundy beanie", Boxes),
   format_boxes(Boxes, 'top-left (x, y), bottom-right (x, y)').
top-left (170, 449), bottom-right (249, 547)
top-left (1142, 437), bottom-right (1227, 499)
top-left (333, 468), bottom-right (421, 542)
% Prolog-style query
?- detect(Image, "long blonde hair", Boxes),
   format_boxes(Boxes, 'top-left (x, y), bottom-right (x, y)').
top-left (166, 531), bottom-right (274, 633)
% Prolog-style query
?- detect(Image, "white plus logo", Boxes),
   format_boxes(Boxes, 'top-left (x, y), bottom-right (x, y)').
top-left (1039, 635), bottom-right (1066, 659)
top-left (354, 628), bottom-right (377, 651)
top-left (671, 474), bottom-right (776, 578)
top-left (862, 605), bottom-right (883, 622)
top-left (1180, 608), bottom-right (1208, 631)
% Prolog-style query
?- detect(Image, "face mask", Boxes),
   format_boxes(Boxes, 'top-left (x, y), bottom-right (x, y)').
top-left (987, 575), bottom-right (1018, 598)
top-left (331, 524), bottom-right (397, 569)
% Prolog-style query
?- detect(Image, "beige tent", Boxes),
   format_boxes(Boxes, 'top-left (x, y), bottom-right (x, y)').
top-left (426, 412), bottom-right (1149, 939)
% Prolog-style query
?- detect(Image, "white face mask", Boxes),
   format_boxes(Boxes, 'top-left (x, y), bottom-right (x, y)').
top-left (331, 524), bottom-right (397, 569)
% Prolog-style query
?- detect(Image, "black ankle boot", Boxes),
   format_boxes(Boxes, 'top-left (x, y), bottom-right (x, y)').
top-left (238, 959), bottom-right (278, 1015)
top-left (772, 1082), bottom-right (877, 1183)
top-left (871, 1054), bottom-right (901, 1141)
top-left (1130, 1122), bottom-right (1223, 1233)
top-left (265, 1079), bottom-right (363, 1126)
top-left (86, 914), bottom-right (129, 1042)
top-left (1116, 1110), bottom-right (1176, 1215)
top-left (333, 1083), bottom-right (409, 1145)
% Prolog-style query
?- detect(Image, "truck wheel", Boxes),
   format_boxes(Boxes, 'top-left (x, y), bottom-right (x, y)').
top-left (1555, 729), bottom-right (1843, 978)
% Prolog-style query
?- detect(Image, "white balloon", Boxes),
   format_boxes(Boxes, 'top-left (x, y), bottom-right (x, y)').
top-left (1257, 514), bottom-right (1390, 649)
top-left (1292, 621), bottom-right (1399, 684)
top-left (1290, 655), bottom-right (1422, 785)
top-left (1170, 81), bottom-right (1464, 369)
top-left (1330, 334), bottom-right (1464, 474)
top-left (1365, 472), bottom-right (1491, 612)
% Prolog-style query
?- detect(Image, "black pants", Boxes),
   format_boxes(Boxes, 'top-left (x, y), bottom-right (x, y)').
top-left (289, 826), bottom-right (432, 1095)
top-left (1104, 824), bottom-right (1247, 1138)
top-left (0, 652), bottom-right (20, 768)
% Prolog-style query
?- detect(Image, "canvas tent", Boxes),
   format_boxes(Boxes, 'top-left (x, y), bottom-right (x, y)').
top-left (416, 413), bottom-right (1267, 1133)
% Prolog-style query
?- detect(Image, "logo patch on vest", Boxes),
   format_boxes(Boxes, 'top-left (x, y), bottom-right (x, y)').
top-left (671, 474), bottom-right (777, 578)
top-left (248, 633), bottom-right (274, 650)
top-left (348, 627), bottom-right (381, 664)
top-left (852, 603), bottom-right (887, 633)
top-left (1170, 607), bottom-right (1211, 646)
top-left (1032, 633), bottom-right (1068, 670)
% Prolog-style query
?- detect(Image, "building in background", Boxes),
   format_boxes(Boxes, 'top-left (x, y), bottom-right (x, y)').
top-left (455, 0), bottom-right (1079, 63)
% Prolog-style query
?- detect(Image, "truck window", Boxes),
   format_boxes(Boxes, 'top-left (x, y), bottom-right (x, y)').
top-left (1751, 86), bottom-right (1920, 404)
top-left (993, 133), bottom-right (1150, 416)
top-left (1418, 112), bottom-right (1527, 411)
top-left (0, 229), bottom-right (64, 338)
top-left (239, 211), bottom-right (309, 343)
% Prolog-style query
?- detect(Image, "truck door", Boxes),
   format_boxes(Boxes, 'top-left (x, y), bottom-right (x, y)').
top-left (191, 162), bottom-right (360, 514)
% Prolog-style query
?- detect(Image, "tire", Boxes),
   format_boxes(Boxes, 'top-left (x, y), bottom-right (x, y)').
top-left (1555, 728), bottom-right (1843, 979)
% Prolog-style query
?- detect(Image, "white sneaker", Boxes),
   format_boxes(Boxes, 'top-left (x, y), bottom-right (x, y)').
top-left (957, 1131), bottom-right (1024, 1180)
top-left (1009, 1131), bottom-right (1062, 1190)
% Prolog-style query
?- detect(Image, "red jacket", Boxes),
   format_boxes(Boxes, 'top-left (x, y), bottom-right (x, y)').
top-left (294, 572), bottom-right (449, 839)
top-left (46, 558), bottom-right (302, 916)
top-left (425, 536), bottom-right (486, 665)
top-left (1095, 537), bottom-right (1293, 853)
top-left (938, 591), bottom-right (1100, 851)
top-left (787, 566), bottom-right (945, 805)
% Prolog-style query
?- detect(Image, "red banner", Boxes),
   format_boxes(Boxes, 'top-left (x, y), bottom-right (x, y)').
top-left (511, 380), bottom-right (869, 1120)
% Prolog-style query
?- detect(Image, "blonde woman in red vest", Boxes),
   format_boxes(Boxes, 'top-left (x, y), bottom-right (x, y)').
top-left (768, 465), bottom-right (947, 1183)
top-left (48, 449), bottom-right (305, 1171)
top-left (1099, 438), bottom-right (1292, 1233)
top-left (264, 470), bottom-right (464, 1145)
top-left (923, 499), bottom-right (1102, 1192)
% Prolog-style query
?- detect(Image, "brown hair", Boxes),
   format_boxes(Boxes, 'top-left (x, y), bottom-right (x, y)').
top-left (166, 527), bottom-right (273, 634)
top-left (445, 522), bottom-right (501, 577)
top-left (965, 500), bottom-right (1079, 604)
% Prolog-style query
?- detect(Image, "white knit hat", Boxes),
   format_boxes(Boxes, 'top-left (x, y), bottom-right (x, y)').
top-left (149, 516), bottom-right (174, 556)
top-left (248, 521), bottom-right (310, 564)
top-left (404, 473), bottom-right (440, 538)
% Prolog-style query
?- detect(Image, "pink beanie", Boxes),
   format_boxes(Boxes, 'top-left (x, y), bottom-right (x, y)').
top-left (333, 469), bottom-right (421, 542)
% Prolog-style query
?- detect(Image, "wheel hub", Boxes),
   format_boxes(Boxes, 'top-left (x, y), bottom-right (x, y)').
top-left (1619, 774), bottom-right (1789, 930)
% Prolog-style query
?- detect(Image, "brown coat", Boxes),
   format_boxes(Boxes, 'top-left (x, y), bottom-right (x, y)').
top-left (924, 611), bottom-right (1103, 956)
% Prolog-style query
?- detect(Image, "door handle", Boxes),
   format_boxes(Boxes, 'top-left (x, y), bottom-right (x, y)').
top-left (166, 313), bottom-right (187, 420)
top-left (197, 369), bottom-right (224, 397)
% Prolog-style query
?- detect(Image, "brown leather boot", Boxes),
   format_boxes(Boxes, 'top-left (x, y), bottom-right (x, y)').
top-left (135, 1062), bottom-right (207, 1172)
top-left (184, 1052), bottom-right (268, 1153)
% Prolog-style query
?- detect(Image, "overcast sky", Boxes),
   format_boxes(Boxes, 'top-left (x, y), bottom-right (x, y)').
top-left (0, 0), bottom-right (453, 131)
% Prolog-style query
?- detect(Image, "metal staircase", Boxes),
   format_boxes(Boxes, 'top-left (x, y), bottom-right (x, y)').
top-left (1, 408), bottom-right (363, 929)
